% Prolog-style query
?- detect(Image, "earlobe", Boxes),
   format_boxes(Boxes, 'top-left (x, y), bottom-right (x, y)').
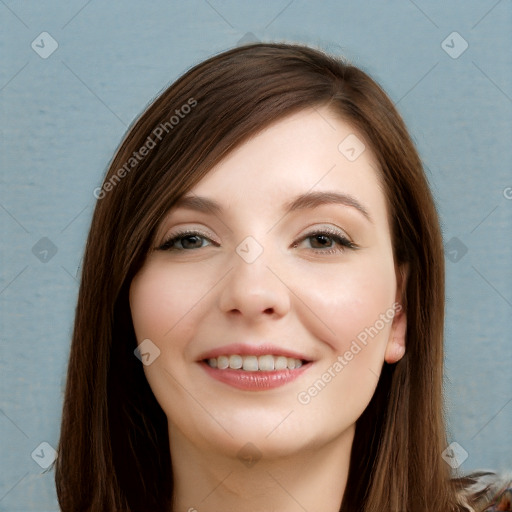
top-left (384, 335), bottom-right (406, 364)
top-left (384, 307), bottom-right (407, 363)
top-left (385, 264), bottom-right (408, 364)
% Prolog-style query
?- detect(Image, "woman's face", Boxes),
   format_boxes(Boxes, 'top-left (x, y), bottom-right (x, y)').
top-left (129, 106), bottom-right (406, 461)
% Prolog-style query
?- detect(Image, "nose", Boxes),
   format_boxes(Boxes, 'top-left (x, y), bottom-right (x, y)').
top-left (218, 248), bottom-right (291, 322)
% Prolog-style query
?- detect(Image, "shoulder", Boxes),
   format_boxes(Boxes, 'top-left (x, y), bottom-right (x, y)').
top-left (453, 470), bottom-right (512, 511)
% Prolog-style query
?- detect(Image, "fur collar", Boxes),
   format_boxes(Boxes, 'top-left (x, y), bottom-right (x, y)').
top-left (454, 471), bottom-right (512, 511)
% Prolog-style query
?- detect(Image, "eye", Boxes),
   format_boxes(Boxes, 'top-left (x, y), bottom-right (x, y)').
top-left (157, 230), bottom-right (219, 251)
top-left (292, 227), bottom-right (357, 255)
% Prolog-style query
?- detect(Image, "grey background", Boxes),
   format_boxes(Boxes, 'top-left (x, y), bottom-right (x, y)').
top-left (1, 1), bottom-right (511, 510)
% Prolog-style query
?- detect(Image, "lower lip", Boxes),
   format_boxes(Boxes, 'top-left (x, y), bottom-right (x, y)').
top-left (200, 361), bottom-right (312, 390)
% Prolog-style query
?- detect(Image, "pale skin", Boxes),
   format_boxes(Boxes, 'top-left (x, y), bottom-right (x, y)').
top-left (129, 106), bottom-right (407, 512)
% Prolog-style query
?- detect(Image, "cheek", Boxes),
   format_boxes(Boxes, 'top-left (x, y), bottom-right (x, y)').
top-left (291, 254), bottom-right (397, 419)
top-left (129, 259), bottom-right (214, 350)
top-left (294, 255), bottom-right (396, 359)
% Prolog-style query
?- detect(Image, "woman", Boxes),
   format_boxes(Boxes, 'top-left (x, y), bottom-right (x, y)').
top-left (54, 42), bottom-right (511, 511)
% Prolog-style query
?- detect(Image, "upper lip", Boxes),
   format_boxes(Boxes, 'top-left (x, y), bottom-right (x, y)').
top-left (197, 343), bottom-right (314, 362)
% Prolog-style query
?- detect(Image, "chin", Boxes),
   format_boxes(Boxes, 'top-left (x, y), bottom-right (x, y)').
top-left (185, 407), bottom-right (346, 461)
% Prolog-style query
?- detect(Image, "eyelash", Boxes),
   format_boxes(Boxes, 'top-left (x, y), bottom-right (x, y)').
top-left (157, 229), bottom-right (219, 252)
top-left (156, 227), bottom-right (357, 255)
top-left (292, 227), bottom-right (357, 254)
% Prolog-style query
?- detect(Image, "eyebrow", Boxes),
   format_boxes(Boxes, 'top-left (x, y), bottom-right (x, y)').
top-left (173, 191), bottom-right (371, 222)
top-left (284, 191), bottom-right (371, 221)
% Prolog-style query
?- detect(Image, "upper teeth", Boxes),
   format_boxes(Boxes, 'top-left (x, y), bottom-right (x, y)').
top-left (207, 354), bottom-right (304, 371)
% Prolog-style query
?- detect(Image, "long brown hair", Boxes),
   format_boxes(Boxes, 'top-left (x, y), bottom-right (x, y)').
top-left (55, 42), bottom-right (468, 511)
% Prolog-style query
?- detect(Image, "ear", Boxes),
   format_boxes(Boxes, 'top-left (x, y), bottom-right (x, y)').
top-left (384, 264), bottom-right (408, 364)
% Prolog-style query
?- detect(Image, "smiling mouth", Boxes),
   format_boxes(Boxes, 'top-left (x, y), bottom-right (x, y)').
top-left (205, 354), bottom-right (307, 371)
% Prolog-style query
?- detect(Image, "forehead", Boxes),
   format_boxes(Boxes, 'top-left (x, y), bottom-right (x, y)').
top-left (185, 107), bottom-right (388, 222)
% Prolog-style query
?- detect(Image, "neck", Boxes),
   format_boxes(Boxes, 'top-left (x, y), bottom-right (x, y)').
top-left (168, 424), bottom-right (354, 512)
